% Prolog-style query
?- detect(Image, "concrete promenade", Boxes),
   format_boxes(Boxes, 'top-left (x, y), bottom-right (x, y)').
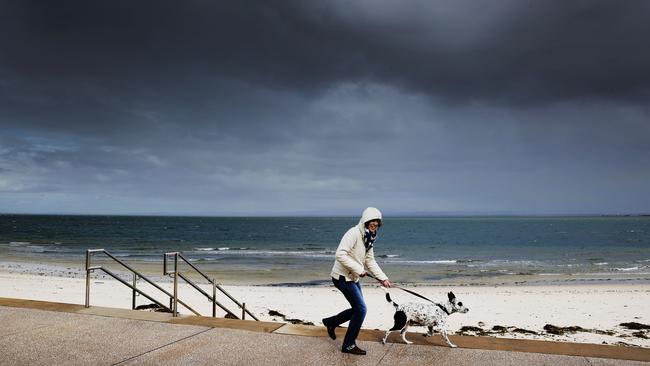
top-left (1, 297), bottom-right (649, 366)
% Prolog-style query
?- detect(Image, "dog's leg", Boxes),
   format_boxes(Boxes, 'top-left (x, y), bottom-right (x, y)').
top-left (423, 325), bottom-right (434, 337)
top-left (441, 329), bottom-right (457, 348)
top-left (382, 330), bottom-right (391, 344)
top-left (400, 324), bottom-right (413, 344)
top-left (385, 311), bottom-right (407, 345)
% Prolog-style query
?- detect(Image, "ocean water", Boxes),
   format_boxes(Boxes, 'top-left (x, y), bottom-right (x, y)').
top-left (1, 215), bottom-right (649, 285)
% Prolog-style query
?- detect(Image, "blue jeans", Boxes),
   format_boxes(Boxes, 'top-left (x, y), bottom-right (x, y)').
top-left (323, 275), bottom-right (367, 349)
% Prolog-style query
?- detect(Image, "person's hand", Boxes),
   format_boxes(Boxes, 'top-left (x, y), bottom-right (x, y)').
top-left (379, 279), bottom-right (392, 288)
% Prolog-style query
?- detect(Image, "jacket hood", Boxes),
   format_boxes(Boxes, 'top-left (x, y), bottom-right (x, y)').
top-left (358, 207), bottom-right (382, 230)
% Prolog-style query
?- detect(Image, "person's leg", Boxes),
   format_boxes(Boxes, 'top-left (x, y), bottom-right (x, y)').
top-left (340, 281), bottom-right (367, 350)
top-left (322, 277), bottom-right (353, 328)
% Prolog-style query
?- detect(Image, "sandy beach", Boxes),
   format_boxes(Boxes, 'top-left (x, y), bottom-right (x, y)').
top-left (1, 260), bottom-right (648, 348)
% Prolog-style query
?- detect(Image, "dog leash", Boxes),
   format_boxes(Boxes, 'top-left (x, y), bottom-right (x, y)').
top-left (365, 273), bottom-right (450, 315)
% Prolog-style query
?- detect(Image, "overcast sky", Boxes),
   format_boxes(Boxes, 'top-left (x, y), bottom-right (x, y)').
top-left (1, 0), bottom-right (649, 216)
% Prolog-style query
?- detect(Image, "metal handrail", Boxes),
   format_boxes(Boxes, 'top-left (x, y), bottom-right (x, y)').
top-left (164, 251), bottom-right (259, 321)
top-left (85, 249), bottom-right (200, 317)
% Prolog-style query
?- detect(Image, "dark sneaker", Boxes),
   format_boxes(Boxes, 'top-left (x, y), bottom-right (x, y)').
top-left (342, 345), bottom-right (366, 355)
top-left (322, 319), bottom-right (336, 340)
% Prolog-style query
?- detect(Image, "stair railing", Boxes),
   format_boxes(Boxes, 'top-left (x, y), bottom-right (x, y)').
top-left (85, 249), bottom-right (200, 317)
top-left (164, 251), bottom-right (259, 320)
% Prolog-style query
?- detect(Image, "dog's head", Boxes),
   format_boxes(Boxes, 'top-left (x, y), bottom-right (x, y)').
top-left (447, 291), bottom-right (469, 314)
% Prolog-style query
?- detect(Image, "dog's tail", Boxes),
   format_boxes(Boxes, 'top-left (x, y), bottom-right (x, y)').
top-left (382, 287), bottom-right (399, 309)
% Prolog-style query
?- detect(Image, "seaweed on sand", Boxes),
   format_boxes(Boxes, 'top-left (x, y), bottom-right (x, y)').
top-left (544, 324), bottom-right (616, 336)
top-left (543, 324), bottom-right (586, 335)
top-left (134, 303), bottom-right (172, 313)
top-left (512, 328), bottom-right (538, 335)
top-left (620, 322), bottom-right (650, 330)
top-left (456, 326), bottom-right (489, 336)
top-left (268, 309), bottom-right (314, 326)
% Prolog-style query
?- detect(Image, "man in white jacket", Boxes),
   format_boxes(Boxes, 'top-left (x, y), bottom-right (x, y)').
top-left (322, 207), bottom-right (392, 355)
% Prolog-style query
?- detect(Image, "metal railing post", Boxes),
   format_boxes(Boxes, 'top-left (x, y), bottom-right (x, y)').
top-left (85, 250), bottom-right (90, 308)
top-left (242, 303), bottom-right (246, 320)
top-left (132, 273), bottom-right (137, 310)
top-left (173, 253), bottom-right (179, 317)
top-left (212, 279), bottom-right (217, 318)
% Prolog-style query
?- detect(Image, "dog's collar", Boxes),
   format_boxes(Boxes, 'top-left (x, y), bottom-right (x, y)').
top-left (436, 303), bottom-right (450, 315)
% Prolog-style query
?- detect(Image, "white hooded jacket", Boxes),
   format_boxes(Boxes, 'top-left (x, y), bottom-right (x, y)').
top-left (330, 207), bottom-right (389, 282)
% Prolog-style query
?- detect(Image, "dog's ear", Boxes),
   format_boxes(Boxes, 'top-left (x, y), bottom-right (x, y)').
top-left (448, 292), bottom-right (455, 301)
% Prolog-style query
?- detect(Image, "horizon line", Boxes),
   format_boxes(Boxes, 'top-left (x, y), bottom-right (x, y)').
top-left (2, 212), bottom-right (649, 218)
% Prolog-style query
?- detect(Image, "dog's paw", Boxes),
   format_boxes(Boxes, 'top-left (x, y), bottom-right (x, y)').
top-left (422, 333), bottom-right (432, 337)
top-left (405, 340), bottom-right (413, 345)
top-left (449, 344), bottom-right (458, 348)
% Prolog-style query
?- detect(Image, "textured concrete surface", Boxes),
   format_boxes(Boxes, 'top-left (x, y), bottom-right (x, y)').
top-left (120, 329), bottom-right (650, 366)
top-left (77, 305), bottom-right (174, 322)
top-left (1, 298), bottom-right (649, 365)
top-left (0, 307), bottom-right (209, 366)
top-left (170, 315), bottom-right (283, 333)
top-left (379, 343), bottom-right (650, 366)
top-left (275, 323), bottom-right (650, 361)
top-left (119, 327), bottom-right (390, 366)
top-left (0, 306), bottom-right (82, 338)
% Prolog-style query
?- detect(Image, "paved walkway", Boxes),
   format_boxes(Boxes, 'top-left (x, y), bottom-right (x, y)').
top-left (1, 297), bottom-right (649, 365)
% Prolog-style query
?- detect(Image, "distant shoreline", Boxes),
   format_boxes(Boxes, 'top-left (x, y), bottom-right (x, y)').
top-left (2, 258), bottom-right (649, 288)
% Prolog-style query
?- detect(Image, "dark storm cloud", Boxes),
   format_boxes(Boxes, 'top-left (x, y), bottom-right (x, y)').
top-left (3, 0), bottom-right (650, 108)
top-left (1, 0), bottom-right (649, 215)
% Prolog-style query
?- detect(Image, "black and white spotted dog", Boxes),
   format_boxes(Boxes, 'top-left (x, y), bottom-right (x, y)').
top-left (382, 289), bottom-right (469, 347)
